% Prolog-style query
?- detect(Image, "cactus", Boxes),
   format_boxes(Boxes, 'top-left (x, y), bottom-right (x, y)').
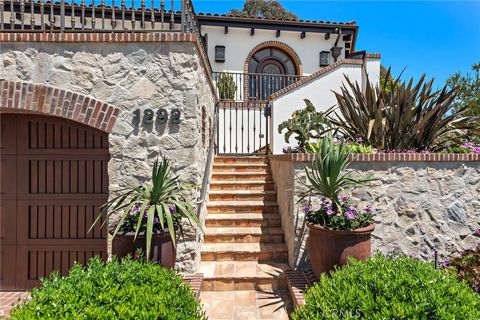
top-left (216, 73), bottom-right (237, 100)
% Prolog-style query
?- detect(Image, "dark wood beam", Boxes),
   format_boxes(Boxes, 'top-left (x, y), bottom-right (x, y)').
top-left (325, 33), bottom-right (330, 40)
top-left (250, 28), bottom-right (255, 36)
top-left (276, 30), bottom-right (281, 37)
top-left (300, 31), bottom-right (306, 39)
top-left (224, 26), bottom-right (228, 34)
top-left (343, 34), bottom-right (352, 41)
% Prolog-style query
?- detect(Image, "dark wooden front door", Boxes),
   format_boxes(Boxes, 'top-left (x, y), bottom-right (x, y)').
top-left (0, 114), bottom-right (109, 290)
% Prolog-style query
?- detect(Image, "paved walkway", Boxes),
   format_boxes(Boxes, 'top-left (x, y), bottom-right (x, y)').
top-left (0, 291), bottom-right (30, 318)
top-left (200, 289), bottom-right (293, 320)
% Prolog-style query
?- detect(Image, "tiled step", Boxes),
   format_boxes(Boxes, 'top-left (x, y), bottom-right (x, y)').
top-left (212, 163), bottom-right (270, 173)
top-left (201, 243), bottom-right (288, 262)
top-left (200, 261), bottom-right (289, 291)
top-left (210, 180), bottom-right (275, 191)
top-left (214, 156), bottom-right (269, 165)
top-left (204, 227), bottom-right (285, 243)
top-left (207, 201), bottom-right (279, 214)
top-left (205, 213), bottom-right (281, 227)
top-left (209, 190), bottom-right (277, 201)
top-left (211, 171), bottom-right (273, 182)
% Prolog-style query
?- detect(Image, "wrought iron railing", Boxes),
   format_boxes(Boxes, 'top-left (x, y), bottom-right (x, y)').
top-left (213, 71), bottom-right (304, 102)
top-left (0, 0), bottom-right (198, 33)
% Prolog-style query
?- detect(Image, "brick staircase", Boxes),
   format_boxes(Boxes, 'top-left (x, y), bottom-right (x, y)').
top-left (200, 156), bottom-right (290, 292)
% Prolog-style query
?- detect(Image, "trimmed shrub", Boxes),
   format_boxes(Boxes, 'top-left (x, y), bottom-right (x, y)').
top-left (293, 254), bottom-right (480, 320)
top-left (10, 257), bottom-right (206, 320)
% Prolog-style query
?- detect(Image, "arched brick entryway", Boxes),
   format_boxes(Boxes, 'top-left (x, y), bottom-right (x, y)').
top-left (0, 81), bottom-right (120, 290)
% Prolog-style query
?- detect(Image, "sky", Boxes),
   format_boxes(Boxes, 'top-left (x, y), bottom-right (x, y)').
top-left (192, 0), bottom-right (480, 85)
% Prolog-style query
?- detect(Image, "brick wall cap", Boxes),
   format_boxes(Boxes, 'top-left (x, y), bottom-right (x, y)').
top-left (269, 153), bottom-right (480, 162)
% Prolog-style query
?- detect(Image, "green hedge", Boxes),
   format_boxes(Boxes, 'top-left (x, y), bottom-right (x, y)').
top-left (10, 257), bottom-right (206, 320)
top-left (293, 254), bottom-right (480, 320)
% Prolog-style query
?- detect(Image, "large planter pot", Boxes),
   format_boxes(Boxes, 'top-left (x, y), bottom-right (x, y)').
top-left (307, 223), bottom-right (375, 279)
top-left (112, 230), bottom-right (176, 268)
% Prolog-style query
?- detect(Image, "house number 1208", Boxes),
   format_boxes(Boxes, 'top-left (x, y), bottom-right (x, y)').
top-left (133, 108), bottom-right (182, 125)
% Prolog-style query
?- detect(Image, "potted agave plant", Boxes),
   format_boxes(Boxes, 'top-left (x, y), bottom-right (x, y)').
top-left (301, 136), bottom-right (375, 278)
top-left (91, 157), bottom-right (201, 268)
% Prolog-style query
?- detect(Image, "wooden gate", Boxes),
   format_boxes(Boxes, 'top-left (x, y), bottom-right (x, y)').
top-left (0, 114), bottom-right (109, 290)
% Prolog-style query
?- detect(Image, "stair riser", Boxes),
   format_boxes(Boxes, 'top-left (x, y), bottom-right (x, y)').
top-left (211, 174), bottom-right (273, 181)
top-left (215, 158), bottom-right (269, 165)
top-left (207, 205), bottom-right (279, 214)
top-left (205, 219), bottom-right (281, 228)
top-left (201, 251), bottom-right (288, 262)
top-left (212, 166), bottom-right (270, 173)
top-left (210, 183), bottom-right (275, 191)
top-left (204, 234), bottom-right (285, 243)
top-left (209, 193), bottom-right (277, 201)
top-left (202, 278), bottom-right (287, 291)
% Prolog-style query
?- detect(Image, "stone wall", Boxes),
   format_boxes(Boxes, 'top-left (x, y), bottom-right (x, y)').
top-left (1, 38), bottom-right (216, 272)
top-left (270, 154), bottom-right (480, 270)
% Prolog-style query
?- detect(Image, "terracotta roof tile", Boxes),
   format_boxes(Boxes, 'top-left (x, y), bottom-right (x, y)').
top-left (197, 12), bottom-right (356, 26)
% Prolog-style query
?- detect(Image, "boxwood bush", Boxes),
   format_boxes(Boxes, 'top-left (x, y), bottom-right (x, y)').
top-left (293, 254), bottom-right (480, 320)
top-left (10, 257), bottom-right (206, 320)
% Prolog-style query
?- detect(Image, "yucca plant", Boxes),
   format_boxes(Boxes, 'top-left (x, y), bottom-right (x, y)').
top-left (328, 69), bottom-right (479, 151)
top-left (302, 136), bottom-right (373, 213)
top-left (90, 157), bottom-right (201, 261)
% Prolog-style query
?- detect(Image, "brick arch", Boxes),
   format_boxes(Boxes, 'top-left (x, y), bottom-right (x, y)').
top-left (244, 41), bottom-right (303, 75)
top-left (0, 80), bottom-right (120, 133)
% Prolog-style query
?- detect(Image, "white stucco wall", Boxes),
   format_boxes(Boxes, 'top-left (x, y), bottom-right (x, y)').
top-left (202, 25), bottom-right (348, 75)
top-left (271, 58), bottom-right (380, 154)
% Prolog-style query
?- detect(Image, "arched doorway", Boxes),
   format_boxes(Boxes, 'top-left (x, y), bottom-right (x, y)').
top-left (246, 46), bottom-right (300, 100)
top-left (0, 114), bottom-right (109, 290)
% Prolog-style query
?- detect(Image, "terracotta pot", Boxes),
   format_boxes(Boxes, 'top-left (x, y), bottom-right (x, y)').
top-left (307, 223), bottom-right (375, 279)
top-left (112, 230), bottom-right (176, 268)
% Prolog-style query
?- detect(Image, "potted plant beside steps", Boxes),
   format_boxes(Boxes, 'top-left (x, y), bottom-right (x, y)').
top-left (301, 136), bottom-right (376, 278)
top-left (90, 157), bottom-right (202, 267)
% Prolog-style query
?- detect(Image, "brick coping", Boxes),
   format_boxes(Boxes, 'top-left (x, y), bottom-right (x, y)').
top-left (270, 153), bottom-right (480, 162)
top-left (0, 32), bottom-right (219, 102)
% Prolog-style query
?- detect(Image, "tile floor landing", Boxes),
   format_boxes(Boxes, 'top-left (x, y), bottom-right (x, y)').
top-left (200, 289), bottom-right (292, 320)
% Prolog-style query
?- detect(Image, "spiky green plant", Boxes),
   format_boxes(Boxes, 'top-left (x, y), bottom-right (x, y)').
top-left (278, 99), bottom-right (331, 148)
top-left (302, 136), bottom-right (373, 212)
top-left (90, 157), bottom-right (202, 261)
top-left (216, 73), bottom-right (237, 100)
top-left (328, 69), bottom-right (479, 151)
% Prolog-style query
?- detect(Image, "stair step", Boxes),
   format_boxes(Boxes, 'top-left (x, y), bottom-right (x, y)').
top-left (212, 172), bottom-right (273, 182)
top-left (209, 190), bottom-right (277, 201)
top-left (210, 180), bottom-right (275, 191)
top-left (200, 261), bottom-right (289, 291)
top-left (214, 156), bottom-right (269, 165)
top-left (205, 213), bottom-right (281, 227)
top-left (212, 163), bottom-right (270, 173)
top-left (201, 243), bottom-right (288, 262)
top-left (204, 227), bottom-right (285, 243)
top-left (207, 201), bottom-right (279, 214)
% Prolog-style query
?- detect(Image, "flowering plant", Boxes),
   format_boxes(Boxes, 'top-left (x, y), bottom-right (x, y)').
top-left (300, 136), bottom-right (375, 230)
top-left (90, 157), bottom-right (202, 260)
top-left (445, 142), bottom-right (480, 154)
top-left (305, 196), bottom-right (374, 230)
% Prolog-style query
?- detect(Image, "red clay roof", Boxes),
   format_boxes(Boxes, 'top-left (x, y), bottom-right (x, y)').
top-left (197, 13), bottom-right (356, 26)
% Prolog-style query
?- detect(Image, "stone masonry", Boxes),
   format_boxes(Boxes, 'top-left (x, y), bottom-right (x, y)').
top-left (0, 38), bottom-right (216, 272)
top-left (270, 154), bottom-right (480, 269)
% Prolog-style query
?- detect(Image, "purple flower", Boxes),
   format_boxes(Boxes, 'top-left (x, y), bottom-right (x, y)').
top-left (130, 204), bottom-right (141, 216)
top-left (441, 258), bottom-right (449, 266)
top-left (473, 147), bottom-right (480, 154)
top-left (474, 228), bottom-right (480, 236)
top-left (327, 208), bottom-right (335, 216)
top-left (461, 142), bottom-right (474, 149)
top-left (153, 216), bottom-right (159, 224)
top-left (355, 137), bottom-right (364, 143)
top-left (346, 208), bottom-right (356, 220)
top-left (168, 204), bottom-right (175, 214)
top-left (365, 205), bottom-right (373, 213)
top-left (339, 195), bottom-right (348, 203)
top-left (303, 206), bottom-right (312, 214)
top-left (409, 252), bottom-right (418, 258)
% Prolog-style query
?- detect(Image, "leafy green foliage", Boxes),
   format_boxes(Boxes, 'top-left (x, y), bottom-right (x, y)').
top-left (10, 257), bottom-right (206, 320)
top-left (328, 69), bottom-right (479, 151)
top-left (216, 73), bottom-right (237, 100)
top-left (292, 254), bottom-right (480, 320)
top-left (278, 99), bottom-right (330, 148)
top-left (301, 136), bottom-right (373, 213)
top-left (343, 142), bottom-right (375, 154)
top-left (447, 63), bottom-right (480, 143)
top-left (90, 157), bottom-right (201, 260)
top-left (229, 0), bottom-right (298, 20)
